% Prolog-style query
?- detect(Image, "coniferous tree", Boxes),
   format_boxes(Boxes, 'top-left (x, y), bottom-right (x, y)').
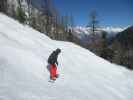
top-left (88, 10), bottom-right (99, 35)
top-left (16, 6), bottom-right (26, 23)
top-left (16, 0), bottom-right (26, 23)
top-left (99, 32), bottom-right (114, 61)
top-left (87, 10), bottom-right (100, 54)
top-left (0, 0), bottom-right (7, 13)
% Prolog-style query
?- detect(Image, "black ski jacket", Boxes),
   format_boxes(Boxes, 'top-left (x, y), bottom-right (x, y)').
top-left (48, 51), bottom-right (59, 65)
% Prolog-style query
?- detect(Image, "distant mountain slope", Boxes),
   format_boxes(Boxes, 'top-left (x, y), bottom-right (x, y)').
top-left (72, 26), bottom-right (125, 45)
top-left (73, 26), bottom-right (124, 35)
top-left (109, 26), bottom-right (133, 69)
top-left (115, 26), bottom-right (133, 48)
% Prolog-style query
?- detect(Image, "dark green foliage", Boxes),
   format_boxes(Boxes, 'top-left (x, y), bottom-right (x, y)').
top-left (100, 32), bottom-right (108, 48)
top-left (16, 7), bottom-right (26, 23)
top-left (100, 47), bottom-right (114, 61)
top-left (99, 32), bottom-right (114, 60)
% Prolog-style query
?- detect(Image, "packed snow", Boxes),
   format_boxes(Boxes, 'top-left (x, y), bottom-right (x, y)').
top-left (0, 13), bottom-right (133, 100)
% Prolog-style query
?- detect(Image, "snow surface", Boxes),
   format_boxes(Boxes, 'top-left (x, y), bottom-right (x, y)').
top-left (0, 13), bottom-right (133, 100)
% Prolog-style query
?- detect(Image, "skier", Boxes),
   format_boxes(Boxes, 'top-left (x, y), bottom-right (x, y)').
top-left (47, 48), bottom-right (61, 81)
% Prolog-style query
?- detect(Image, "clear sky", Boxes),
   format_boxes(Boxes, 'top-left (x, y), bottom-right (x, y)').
top-left (53, 0), bottom-right (133, 27)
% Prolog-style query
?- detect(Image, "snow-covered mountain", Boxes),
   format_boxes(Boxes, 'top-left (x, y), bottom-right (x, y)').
top-left (73, 26), bottom-right (125, 35)
top-left (72, 26), bottom-right (125, 44)
top-left (0, 13), bottom-right (133, 100)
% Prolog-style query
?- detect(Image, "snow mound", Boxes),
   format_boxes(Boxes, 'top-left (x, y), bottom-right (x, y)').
top-left (0, 13), bottom-right (133, 100)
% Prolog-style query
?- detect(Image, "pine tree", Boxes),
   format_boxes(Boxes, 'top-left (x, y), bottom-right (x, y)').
top-left (88, 10), bottom-right (99, 35)
top-left (99, 32), bottom-right (114, 61)
top-left (16, 6), bottom-right (26, 23)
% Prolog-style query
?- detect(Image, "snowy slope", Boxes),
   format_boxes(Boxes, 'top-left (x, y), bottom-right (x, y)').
top-left (0, 13), bottom-right (133, 100)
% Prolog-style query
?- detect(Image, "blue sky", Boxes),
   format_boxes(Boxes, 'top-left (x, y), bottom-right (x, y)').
top-left (53, 0), bottom-right (133, 27)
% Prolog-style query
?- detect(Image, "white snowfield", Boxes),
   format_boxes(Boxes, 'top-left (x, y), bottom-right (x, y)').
top-left (0, 13), bottom-right (133, 100)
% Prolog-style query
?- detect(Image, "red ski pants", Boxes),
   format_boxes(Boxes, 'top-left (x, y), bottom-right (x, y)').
top-left (50, 64), bottom-right (57, 79)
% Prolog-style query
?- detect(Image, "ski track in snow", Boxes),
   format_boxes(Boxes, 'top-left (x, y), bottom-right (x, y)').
top-left (0, 13), bottom-right (133, 100)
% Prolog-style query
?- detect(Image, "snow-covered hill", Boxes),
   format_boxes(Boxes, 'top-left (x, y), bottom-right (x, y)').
top-left (0, 13), bottom-right (133, 100)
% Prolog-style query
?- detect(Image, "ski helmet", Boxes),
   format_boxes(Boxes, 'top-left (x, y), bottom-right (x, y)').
top-left (56, 48), bottom-right (61, 53)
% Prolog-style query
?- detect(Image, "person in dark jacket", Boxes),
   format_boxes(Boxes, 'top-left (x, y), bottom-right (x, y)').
top-left (47, 48), bottom-right (61, 80)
